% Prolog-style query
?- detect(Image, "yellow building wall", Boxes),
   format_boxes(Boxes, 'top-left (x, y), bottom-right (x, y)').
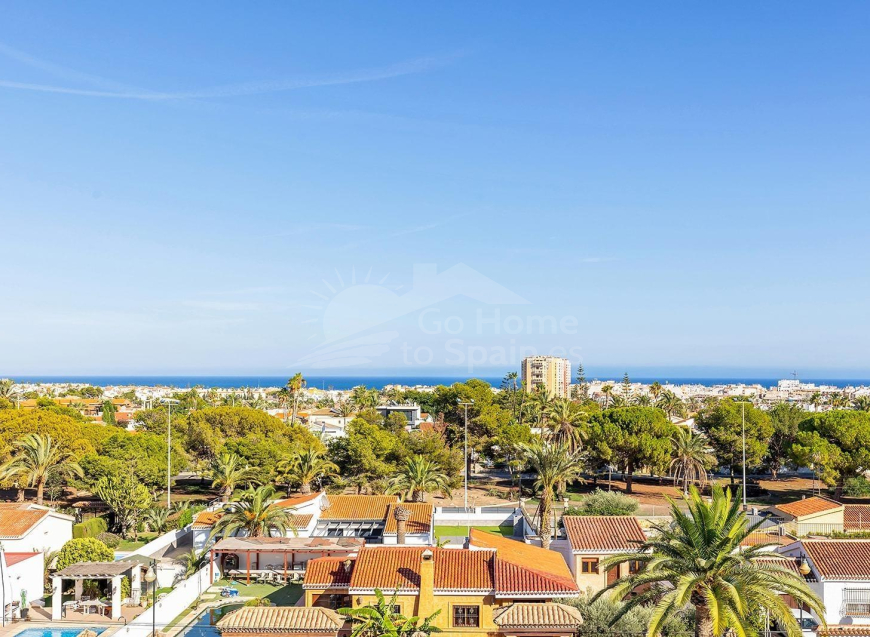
top-left (572, 555), bottom-right (631, 594)
top-left (306, 589), bottom-right (507, 637)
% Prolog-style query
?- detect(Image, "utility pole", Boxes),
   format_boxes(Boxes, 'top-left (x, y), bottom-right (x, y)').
top-left (458, 400), bottom-right (474, 511)
top-left (162, 398), bottom-right (180, 509)
top-left (741, 400), bottom-right (747, 510)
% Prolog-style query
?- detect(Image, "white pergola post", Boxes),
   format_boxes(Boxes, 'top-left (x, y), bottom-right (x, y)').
top-left (51, 576), bottom-right (62, 620)
top-left (131, 566), bottom-right (142, 605)
top-left (110, 575), bottom-right (122, 620)
top-left (74, 579), bottom-right (83, 600)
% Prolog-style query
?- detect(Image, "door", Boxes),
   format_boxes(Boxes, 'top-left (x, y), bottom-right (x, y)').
top-left (606, 566), bottom-right (618, 586)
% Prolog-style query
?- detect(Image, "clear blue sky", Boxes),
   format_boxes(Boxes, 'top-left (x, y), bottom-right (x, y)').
top-left (1, 3), bottom-right (869, 378)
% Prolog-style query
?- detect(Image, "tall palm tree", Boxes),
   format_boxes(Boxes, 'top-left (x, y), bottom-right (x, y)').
top-left (529, 384), bottom-right (554, 427)
top-left (808, 391), bottom-right (823, 412)
top-left (502, 372), bottom-right (520, 419)
top-left (600, 384), bottom-right (614, 409)
top-left (669, 428), bottom-right (715, 495)
top-left (545, 399), bottom-right (586, 451)
top-left (519, 440), bottom-right (583, 549)
top-left (657, 390), bottom-right (686, 419)
top-left (350, 385), bottom-right (378, 410)
top-left (387, 455), bottom-right (451, 502)
top-left (633, 394), bottom-right (652, 406)
top-left (335, 398), bottom-right (355, 430)
top-left (211, 485), bottom-right (298, 538)
top-left (287, 373), bottom-right (306, 424)
top-left (0, 434), bottom-right (83, 505)
top-left (597, 485), bottom-right (825, 637)
top-left (278, 446), bottom-right (338, 494)
top-left (649, 381), bottom-right (663, 402)
top-left (209, 452), bottom-right (259, 503)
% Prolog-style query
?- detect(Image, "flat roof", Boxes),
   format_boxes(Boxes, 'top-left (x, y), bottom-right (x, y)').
top-left (212, 536), bottom-right (364, 553)
top-left (55, 561), bottom-right (139, 578)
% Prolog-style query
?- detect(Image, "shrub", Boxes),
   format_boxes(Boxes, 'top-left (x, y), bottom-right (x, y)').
top-left (97, 532), bottom-right (122, 548)
top-left (570, 489), bottom-right (639, 516)
top-left (55, 538), bottom-right (114, 571)
top-left (844, 476), bottom-right (870, 497)
top-left (73, 517), bottom-right (108, 539)
top-left (563, 591), bottom-right (693, 636)
top-left (176, 508), bottom-right (194, 529)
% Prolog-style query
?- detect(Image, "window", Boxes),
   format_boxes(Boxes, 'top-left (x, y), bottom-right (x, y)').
top-left (389, 605), bottom-right (402, 615)
top-left (326, 594), bottom-right (351, 610)
top-left (629, 560), bottom-right (643, 574)
top-left (843, 589), bottom-right (870, 616)
top-left (453, 605), bottom-right (480, 628)
top-left (581, 558), bottom-right (599, 574)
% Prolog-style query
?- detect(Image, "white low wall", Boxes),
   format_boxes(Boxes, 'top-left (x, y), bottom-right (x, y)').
top-left (119, 564), bottom-right (219, 637)
top-left (134, 528), bottom-right (192, 560)
top-left (434, 506), bottom-right (521, 528)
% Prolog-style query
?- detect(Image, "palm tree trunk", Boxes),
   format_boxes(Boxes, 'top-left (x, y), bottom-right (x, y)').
top-left (301, 482), bottom-right (311, 495)
top-left (222, 485), bottom-right (231, 503)
top-left (539, 492), bottom-right (552, 550)
top-left (693, 597), bottom-right (713, 637)
top-left (36, 477), bottom-right (45, 505)
top-left (291, 394), bottom-right (299, 424)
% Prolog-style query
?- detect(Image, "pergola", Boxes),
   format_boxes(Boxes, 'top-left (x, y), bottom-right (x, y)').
top-left (51, 561), bottom-right (142, 620)
top-left (210, 536), bottom-right (364, 584)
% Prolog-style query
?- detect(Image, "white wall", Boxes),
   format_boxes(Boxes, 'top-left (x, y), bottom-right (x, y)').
top-left (1, 552), bottom-right (45, 612)
top-left (4, 514), bottom-right (72, 554)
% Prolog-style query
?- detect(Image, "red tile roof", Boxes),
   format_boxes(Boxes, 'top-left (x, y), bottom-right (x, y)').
top-left (469, 529), bottom-right (578, 595)
top-left (0, 508), bottom-right (49, 539)
top-left (192, 511), bottom-right (222, 529)
top-left (347, 547), bottom-right (495, 592)
top-left (3, 552), bottom-right (40, 567)
top-left (275, 492), bottom-right (323, 509)
top-left (775, 496), bottom-right (842, 519)
top-left (217, 606), bottom-right (343, 633)
top-left (304, 557), bottom-right (355, 589)
top-left (320, 495), bottom-right (398, 520)
top-left (383, 503), bottom-right (433, 534)
top-left (493, 603), bottom-right (584, 628)
top-left (562, 516), bottom-right (646, 552)
top-left (819, 627), bottom-right (870, 637)
top-left (804, 540), bottom-right (870, 580)
top-left (845, 505), bottom-right (870, 531)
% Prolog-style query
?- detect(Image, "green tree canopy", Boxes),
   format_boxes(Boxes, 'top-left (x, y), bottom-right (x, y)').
top-left (55, 537), bottom-right (114, 571)
top-left (765, 402), bottom-right (805, 479)
top-left (695, 399), bottom-right (773, 482)
top-left (791, 409), bottom-right (870, 498)
top-left (588, 407), bottom-right (677, 493)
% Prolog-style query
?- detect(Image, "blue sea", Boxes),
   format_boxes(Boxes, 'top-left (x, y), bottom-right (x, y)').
top-left (6, 374), bottom-right (870, 390)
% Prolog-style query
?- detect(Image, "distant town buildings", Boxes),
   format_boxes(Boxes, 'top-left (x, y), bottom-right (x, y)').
top-left (522, 356), bottom-right (571, 398)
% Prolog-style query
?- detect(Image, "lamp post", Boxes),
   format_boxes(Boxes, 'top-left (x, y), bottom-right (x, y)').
top-left (161, 399), bottom-right (180, 509)
top-left (735, 400), bottom-right (749, 511)
top-left (458, 401), bottom-right (474, 511)
top-left (145, 560), bottom-right (157, 637)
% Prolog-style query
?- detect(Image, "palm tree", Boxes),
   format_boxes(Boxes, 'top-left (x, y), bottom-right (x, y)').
top-left (600, 384), bottom-right (614, 409)
top-left (0, 434), bottom-right (83, 505)
top-left (545, 399), bottom-right (586, 451)
top-left (669, 429), bottom-right (715, 495)
top-left (340, 589), bottom-right (441, 637)
top-left (387, 455), bottom-right (451, 502)
top-left (649, 381), bottom-right (663, 402)
top-left (502, 372), bottom-right (520, 419)
top-left (143, 507), bottom-right (171, 533)
top-left (335, 398), bottom-right (355, 430)
top-left (211, 485), bottom-right (298, 538)
top-left (287, 373), bottom-right (306, 424)
top-left (519, 440), bottom-right (583, 549)
top-left (180, 549), bottom-right (207, 577)
top-left (0, 378), bottom-right (15, 400)
top-left (529, 384), bottom-right (554, 427)
top-left (278, 446), bottom-right (338, 494)
top-left (209, 452), bottom-right (259, 503)
top-left (597, 485), bottom-right (825, 637)
top-left (633, 394), bottom-right (652, 406)
top-left (853, 396), bottom-right (870, 412)
top-left (656, 390), bottom-right (686, 419)
top-left (809, 391), bottom-right (823, 412)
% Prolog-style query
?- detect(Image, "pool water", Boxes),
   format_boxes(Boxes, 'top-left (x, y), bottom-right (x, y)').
top-left (15, 629), bottom-right (106, 637)
top-left (182, 604), bottom-right (243, 637)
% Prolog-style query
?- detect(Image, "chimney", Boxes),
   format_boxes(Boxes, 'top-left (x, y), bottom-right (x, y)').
top-left (394, 505), bottom-right (411, 545)
top-left (418, 549), bottom-right (435, 619)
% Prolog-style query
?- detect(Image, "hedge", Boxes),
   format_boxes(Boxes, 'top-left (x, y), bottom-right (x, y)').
top-left (73, 516), bottom-right (108, 539)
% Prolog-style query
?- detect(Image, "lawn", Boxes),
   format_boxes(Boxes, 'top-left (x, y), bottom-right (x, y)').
top-left (116, 531), bottom-right (158, 552)
top-left (434, 525), bottom-right (514, 539)
top-left (210, 579), bottom-right (303, 606)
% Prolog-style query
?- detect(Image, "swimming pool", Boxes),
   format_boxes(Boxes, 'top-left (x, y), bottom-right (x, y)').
top-left (181, 604), bottom-right (242, 637)
top-left (15, 629), bottom-right (106, 637)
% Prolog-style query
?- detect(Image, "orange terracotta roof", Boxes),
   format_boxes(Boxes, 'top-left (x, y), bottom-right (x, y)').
top-left (819, 627), bottom-right (870, 637)
top-left (775, 496), bottom-right (842, 519)
top-left (3, 552), bottom-right (40, 567)
top-left (383, 503), bottom-right (433, 534)
top-left (291, 514), bottom-right (314, 528)
top-left (0, 508), bottom-right (49, 539)
top-left (469, 529), bottom-right (578, 595)
top-left (804, 540), bottom-right (870, 580)
top-left (275, 492), bottom-right (323, 508)
top-left (562, 516), bottom-right (645, 552)
top-left (303, 557), bottom-right (355, 589)
top-left (740, 531), bottom-right (793, 548)
top-left (320, 495), bottom-right (397, 520)
top-left (845, 504), bottom-right (870, 531)
top-left (493, 603), bottom-right (584, 628)
top-left (192, 511), bottom-right (222, 529)
top-left (755, 556), bottom-right (803, 576)
top-left (217, 606), bottom-right (343, 633)
top-left (348, 547), bottom-right (494, 592)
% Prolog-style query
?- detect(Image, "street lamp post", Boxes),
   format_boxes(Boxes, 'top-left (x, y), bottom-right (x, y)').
top-left (458, 401), bottom-right (474, 511)
top-left (737, 400), bottom-right (748, 511)
top-left (161, 399), bottom-right (180, 509)
top-left (145, 560), bottom-right (157, 637)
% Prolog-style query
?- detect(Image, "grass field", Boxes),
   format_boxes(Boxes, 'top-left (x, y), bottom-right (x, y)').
top-left (434, 525), bottom-right (514, 539)
top-left (210, 579), bottom-right (303, 606)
